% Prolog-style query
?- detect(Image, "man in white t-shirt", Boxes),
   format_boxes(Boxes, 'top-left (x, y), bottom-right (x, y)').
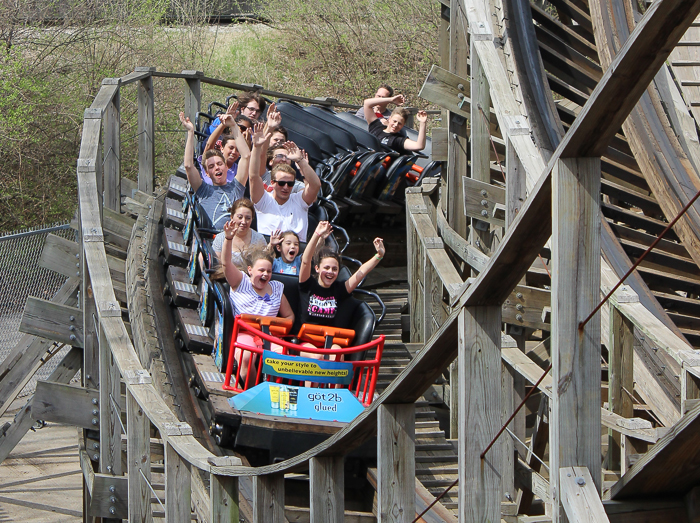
top-left (249, 123), bottom-right (321, 241)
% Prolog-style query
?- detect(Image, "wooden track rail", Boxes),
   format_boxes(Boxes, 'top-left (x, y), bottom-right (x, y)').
top-left (2, 0), bottom-right (698, 518)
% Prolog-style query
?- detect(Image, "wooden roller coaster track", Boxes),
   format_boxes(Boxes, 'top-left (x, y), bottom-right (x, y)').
top-left (4, 0), bottom-right (700, 519)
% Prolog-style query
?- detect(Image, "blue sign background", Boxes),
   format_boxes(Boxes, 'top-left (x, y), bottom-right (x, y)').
top-left (228, 382), bottom-right (365, 423)
top-left (261, 350), bottom-right (354, 385)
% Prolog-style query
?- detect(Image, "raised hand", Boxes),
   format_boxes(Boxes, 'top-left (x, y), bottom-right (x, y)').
top-left (282, 141), bottom-right (303, 162)
top-left (223, 219), bottom-right (241, 240)
top-left (179, 112), bottom-right (195, 132)
top-left (251, 122), bottom-right (271, 148)
top-left (392, 94), bottom-right (406, 105)
top-left (220, 114), bottom-right (239, 136)
top-left (226, 101), bottom-right (240, 118)
top-left (314, 221), bottom-right (333, 240)
top-left (269, 229), bottom-right (283, 248)
top-left (416, 110), bottom-right (428, 123)
top-left (373, 237), bottom-right (385, 257)
top-left (267, 102), bottom-right (282, 130)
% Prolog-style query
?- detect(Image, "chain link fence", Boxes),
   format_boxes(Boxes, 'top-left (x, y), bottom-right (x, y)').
top-left (0, 222), bottom-right (79, 401)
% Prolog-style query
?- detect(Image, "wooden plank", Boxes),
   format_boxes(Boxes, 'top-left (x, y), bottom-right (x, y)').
top-left (39, 234), bottom-right (80, 277)
top-left (432, 127), bottom-right (448, 162)
top-left (447, 0), bottom-right (469, 240)
top-left (309, 456), bottom-right (344, 522)
top-left (419, 64), bottom-right (470, 118)
top-left (138, 74), bottom-right (155, 194)
top-left (166, 441), bottom-right (192, 523)
top-left (127, 388), bottom-right (152, 523)
top-left (0, 276), bottom-right (80, 416)
top-left (378, 404), bottom-right (415, 523)
top-left (104, 89), bottom-right (121, 211)
top-left (502, 285), bottom-right (550, 331)
top-left (32, 381), bottom-right (99, 429)
top-left (184, 75), bottom-right (202, 130)
top-left (437, 208), bottom-right (489, 272)
top-left (210, 473), bottom-right (239, 523)
top-left (253, 474), bottom-right (285, 523)
top-left (458, 306), bottom-right (502, 522)
top-left (551, 157), bottom-right (602, 519)
top-left (506, 137), bottom-right (527, 228)
top-left (99, 323), bottom-right (121, 476)
top-left (607, 306), bottom-right (634, 471)
top-left (0, 347), bottom-right (82, 464)
top-left (19, 297), bottom-right (83, 347)
top-left (463, 177), bottom-right (506, 227)
top-left (560, 467), bottom-right (610, 523)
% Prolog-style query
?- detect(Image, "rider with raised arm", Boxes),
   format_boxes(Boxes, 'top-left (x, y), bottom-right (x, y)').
top-left (363, 93), bottom-right (429, 154)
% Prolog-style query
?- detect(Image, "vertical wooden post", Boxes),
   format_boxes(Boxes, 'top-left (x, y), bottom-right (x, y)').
top-left (127, 390), bottom-right (152, 523)
top-left (99, 324), bottom-right (122, 477)
top-left (183, 71), bottom-right (202, 126)
top-left (681, 367), bottom-right (700, 415)
top-left (378, 404), bottom-right (415, 523)
top-left (551, 157), bottom-right (602, 521)
top-left (103, 79), bottom-right (121, 211)
top-left (501, 361), bottom-right (516, 504)
top-left (458, 305), bottom-right (502, 522)
top-left (253, 474), bottom-right (285, 523)
top-left (309, 456), bottom-right (344, 523)
top-left (165, 442), bottom-right (191, 523)
top-left (506, 137), bottom-right (527, 227)
top-left (137, 67), bottom-right (156, 195)
top-left (607, 305), bottom-right (634, 471)
top-left (439, 0), bottom-right (451, 217)
top-left (210, 473), bottom-right (239, 523)
top-left (448, 0), bottom-right (469, 240)
top-left (470, 44), bottom-right (492, 255)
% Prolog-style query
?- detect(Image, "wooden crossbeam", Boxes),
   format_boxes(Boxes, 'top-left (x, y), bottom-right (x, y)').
top-left (32, 381), bottom-right (99, 428)
top-left (20, 297), bottom-right (84, 347)
top-left (560, 467), bottom-right (610, 522)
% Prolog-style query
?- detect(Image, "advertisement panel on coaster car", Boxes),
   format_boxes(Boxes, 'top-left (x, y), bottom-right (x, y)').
top-left (261, 350), bottom-right (354, 385)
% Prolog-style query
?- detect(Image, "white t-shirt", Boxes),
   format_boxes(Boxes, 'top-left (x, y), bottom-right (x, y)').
top-left (254, 191), bottom-right (311, 241)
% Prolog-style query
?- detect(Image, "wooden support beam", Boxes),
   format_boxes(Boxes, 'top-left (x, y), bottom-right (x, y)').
top-left (137, 68), bottom-right (156, 194)
top-left (166, 441), bottom-right (192, 523)
top-left (39, 234), bottom-right (80, 278)
top-left (447, 0), bottom-right (468, 241)
top-left (378, 404), bottom-right (415, 523)
top-left (184, 71), bottom-right (202, 127)
top-left (463, 177), bottom-right (506, 227)
top-left (560, 467), bottom-right (610, 523)
top-left (103, 82), bottom-right (121, 211)
top-left (419, 64), bottom-right (470, 119)
top-left (506, 137), bottom-right (527, 228)
top-left (0, 347), bottom-right (82, 464)
top-left (32, 381), bottom-right (100, 429)
top-left (607, 305), bottom-right (634, 472)
top-left (253, 474), bottom-right (285, 523)
top-left (127, 388), bottom-right (152, 523)
top-left (100, 323), bottom-right (122, 476)
top-left (551, 157), bottom-right (602, 521)
top-left (309, 456), bottom-right (344, 522)
top-left (19, 297), bottom-right (83, 347)
top-left (458, 306), bottom-right (502, 522)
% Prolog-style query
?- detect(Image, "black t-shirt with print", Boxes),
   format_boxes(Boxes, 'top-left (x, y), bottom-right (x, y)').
top-left (299, 277), bottom-right (353, 328)
top-left (369, 119), bottom-right (409, 155)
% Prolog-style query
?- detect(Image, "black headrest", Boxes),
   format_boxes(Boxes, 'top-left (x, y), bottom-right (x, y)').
top-left (277, 101), bottom-right (357, 153)
top-left (271, 272), bottom-right (302, 333)
top-left (306, 105), bottom-right (382, 151)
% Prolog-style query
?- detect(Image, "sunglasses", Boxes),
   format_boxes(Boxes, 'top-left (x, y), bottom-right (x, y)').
top-left (273, 180), bottom-right (295, 187)
top-left (274, 154), bottom-right (288, 161)
top-left (238, 125), bottom-right (251, 131)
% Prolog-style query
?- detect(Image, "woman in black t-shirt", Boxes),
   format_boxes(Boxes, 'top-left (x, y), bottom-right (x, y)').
top-left (298, 221), bottom-right (385, 353)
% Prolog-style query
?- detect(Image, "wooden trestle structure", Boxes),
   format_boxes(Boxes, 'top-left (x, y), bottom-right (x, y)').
top-left (6, 0), bottom-right (700, 519)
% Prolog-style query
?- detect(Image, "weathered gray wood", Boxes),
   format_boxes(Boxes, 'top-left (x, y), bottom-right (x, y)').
top-left (32, 381), bottom-right (100, 429)
top-left (104, 88), bottom-right (121, 211)
top-left (210, 473), bottom-right (239, 523)
top-left (19, 297), bottom-right (83, 347)
top-left (165, 441), bottom-right (192, 523)
top-left (551, 157), bottom-right (602, 521)
top-left (184, 73), bottom-right (202, 126)
top-left (82, 272), bottom-right (99, 390)
top-left (506, 137), bottom-right (527, 228)
top-left (560, 467), bottom-right (610, 523)
top-left (470, 43), bottom-right (494, 257)
top-left (253, 474), bottom-right (285, 523)
top-left (607, 306), bottom-right (634, 471)
top-left (378, 404), bottom-right (415, 523)
top-left (99, 323), bottom-right (121, 476)
top-left (458, 306), bottom-right (502, 522)
top-left (0, 347), bottom-right (82, 463)
top-left (39, 234), bottom-right (80, 277)
top-left (437, 208), bottom-right (489, 273)
top-left (419, 64), bottom-right (470, 118)
top-left (432, 127), bottom-right (448, 162)
top-left (310, 456), bottom-right (344, 523)
top-left (448, 0), bottom-right (468, 241)
top-left (502, 361), bottom-right (516, 504)
top-left (463, 177), bottom-right (506, 227)
top-left (138, 74), bottom-right (155, 194)
top-left (0, 276), bottom-right (80, 416)
top-left (127, 389), bottom-right (152, 523)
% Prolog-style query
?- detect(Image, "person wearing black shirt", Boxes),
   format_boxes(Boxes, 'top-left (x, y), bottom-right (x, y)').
top-left (363, 93), bottom-right (429, 154)
top-left (298, 221), bottom-right (385, 352)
